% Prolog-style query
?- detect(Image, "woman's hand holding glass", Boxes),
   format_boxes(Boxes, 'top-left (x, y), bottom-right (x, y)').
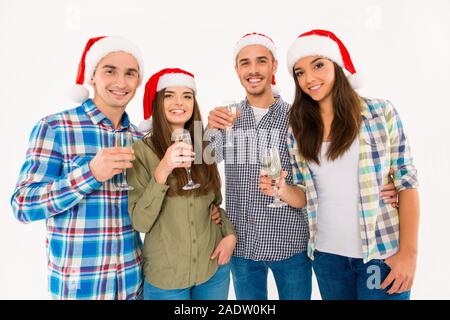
top-left (154, 140), bottom-right (195, 185)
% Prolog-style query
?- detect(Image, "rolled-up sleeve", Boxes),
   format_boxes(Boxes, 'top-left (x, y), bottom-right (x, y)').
top-left (384, 100), bottom-right (419, 191)
top-left (287, 127), bottom-right (306, 191)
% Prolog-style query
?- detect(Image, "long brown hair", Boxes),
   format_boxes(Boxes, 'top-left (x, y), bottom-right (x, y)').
top-left (289, 62), bottom-right (362, 164)
top-left (143, 89), bottom-right (221, 197)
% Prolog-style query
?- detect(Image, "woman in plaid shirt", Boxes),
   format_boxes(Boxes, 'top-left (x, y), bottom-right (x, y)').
top-left (260, 29), bottom-right (419, 300)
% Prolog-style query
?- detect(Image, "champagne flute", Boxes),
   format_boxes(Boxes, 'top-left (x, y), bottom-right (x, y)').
top-left (112, 131), bottom-right (134, 191)
top-left (223, 100), bottom-right (237, 147)
top-left (172, 129), bottom-right (200, 190)
top-left (262, 147), bottom-right (287, 208)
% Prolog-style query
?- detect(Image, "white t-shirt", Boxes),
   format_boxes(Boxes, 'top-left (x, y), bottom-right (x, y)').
top-left (309, 139), bottom-right (364, 258)
top-left (251, 105), bottom-right (270, 126)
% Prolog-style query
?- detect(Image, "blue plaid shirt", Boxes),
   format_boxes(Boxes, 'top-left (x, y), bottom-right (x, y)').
top-left (11, 99), bottom-right (143, 299)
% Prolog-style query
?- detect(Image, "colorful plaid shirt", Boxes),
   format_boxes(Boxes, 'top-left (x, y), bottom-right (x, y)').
top-left (287, 98), bottom-right (419, 263)
top-left (11, 99), bottom-right (144, 299)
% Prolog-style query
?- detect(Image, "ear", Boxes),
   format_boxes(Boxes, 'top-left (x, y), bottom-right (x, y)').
top-left (272, 59), bottom-right (278, 76)
top-left (88, 72), bottom-right (95, 86)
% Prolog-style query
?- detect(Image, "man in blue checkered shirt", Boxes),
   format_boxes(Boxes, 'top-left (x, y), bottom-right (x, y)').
top-left (11, 36), bottom-right (145, 299)
top-left (207, 33), bottom-right (312, 300)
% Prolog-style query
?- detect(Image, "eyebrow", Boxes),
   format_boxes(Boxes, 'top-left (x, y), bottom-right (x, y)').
top-left (102, 65), bottom-right (138, 73)
top-left (102, 65), bottom-right (117, 69)
top-left (294, 57), bottom-right (324, 72)
top-left (238, 55), bottom-right (269, 64)
top-left (164, 90), bottom-right (194, 95)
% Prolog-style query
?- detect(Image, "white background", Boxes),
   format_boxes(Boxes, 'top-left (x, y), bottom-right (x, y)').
top-left (1, 0), bottom-right (449, 300)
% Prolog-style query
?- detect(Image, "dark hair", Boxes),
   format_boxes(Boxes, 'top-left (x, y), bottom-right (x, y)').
top-left (289, 62), bottom-right (362, 164)
top-left (143, 89), bottom-right (221, 197)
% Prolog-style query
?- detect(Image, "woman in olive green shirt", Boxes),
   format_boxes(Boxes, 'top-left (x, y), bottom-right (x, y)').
top-left (127, 68), bottom-right (236, 300)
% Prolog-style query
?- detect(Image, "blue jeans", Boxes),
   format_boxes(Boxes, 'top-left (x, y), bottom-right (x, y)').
top-left (312, 250), bottom-right (410, 300)
top-left (143, 264), bottom-right (230, 300)
top-left (230, 251), bottom-right (312, 300)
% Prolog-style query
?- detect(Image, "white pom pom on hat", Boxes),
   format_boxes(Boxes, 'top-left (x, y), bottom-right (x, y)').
top-left (69, 84), bottom-right (89, 103)
top-left (286, 29), bottom-right (363, 89)
top-left (70, 35), bottom-right (145, 103)
top-left (139, 68), bottom-right (197, 133)
top-left (138, 118), bottom-right (153, 133)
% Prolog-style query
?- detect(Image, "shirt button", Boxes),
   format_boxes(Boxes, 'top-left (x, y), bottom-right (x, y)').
top-left (191, 221), bottom-right (194, 226)
top-left (189, 203), bottom-right (193, 207)
top-left (193, 258), bottom-right (197, 263)
top-left (193, 239), bottom-right (196, 244)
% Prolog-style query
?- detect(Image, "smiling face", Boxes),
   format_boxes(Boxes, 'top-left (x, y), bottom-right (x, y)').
top-left (235, 45), bottom-right (277, 97)
top-left (162, 86), bottom-right (195, 130)
top-left (91, 51), bottom-right (140, 110)
top-left (293, 56), bottom-right (336, 104)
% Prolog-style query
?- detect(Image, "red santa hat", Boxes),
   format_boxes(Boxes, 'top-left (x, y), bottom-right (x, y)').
top-left (286, 29), bottom-right (362, 88)
top-left (70, 35), bottom-right (144, 103)
top-left (233, 32), bottom-right (279, 95)
top-left (139, 68), bottom-right (197, 132)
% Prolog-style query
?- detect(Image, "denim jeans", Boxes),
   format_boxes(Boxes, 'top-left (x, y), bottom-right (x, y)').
top-left (230, 251), bottom-right (312, 300)
top-left (143, 264), bottom-right (231, 300)
top-left (312, 250), bottom-right (410, 300)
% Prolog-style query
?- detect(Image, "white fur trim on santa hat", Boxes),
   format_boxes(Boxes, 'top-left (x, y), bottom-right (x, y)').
top-left (156, 73), bottom-right (197, 93)
top-left (234, 34), bottom-right (277, 64)
top-left (69, 84), bottom-right (90, 104)
top-left (84, 36), bottom-right (145, 86)
top-left (286, 35), bottom-right (343, 76)
top-left (138, 118), bottom-right (153, 133)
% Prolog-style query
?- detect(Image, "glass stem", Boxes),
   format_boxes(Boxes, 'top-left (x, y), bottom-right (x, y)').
top-left (186, 167), bottom-right (194, 184)
top-left (273, 178), bottom-right (280, 204)
top-left (226, 127), bottom-right (233, 145)
top-left (122, 169), bottom-right (128, 185)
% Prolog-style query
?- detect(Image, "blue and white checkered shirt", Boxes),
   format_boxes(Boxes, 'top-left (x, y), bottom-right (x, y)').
top-left (208, 96), bottom-right (309, 261)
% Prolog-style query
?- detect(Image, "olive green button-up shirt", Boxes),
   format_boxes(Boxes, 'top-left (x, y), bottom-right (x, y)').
top-left (127, 139), bottom-right (236, 290)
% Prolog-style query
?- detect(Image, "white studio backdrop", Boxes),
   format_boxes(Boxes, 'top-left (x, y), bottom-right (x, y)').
top-left (1, 0), bottom-right (449, 300)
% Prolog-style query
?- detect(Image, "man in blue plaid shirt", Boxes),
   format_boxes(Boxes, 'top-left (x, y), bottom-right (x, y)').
top-left (11, 36), bottom-right (145, 299)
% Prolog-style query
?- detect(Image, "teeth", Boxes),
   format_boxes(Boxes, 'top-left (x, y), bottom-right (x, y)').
top-left (111, 91), bottom-right (127, 96)
top-left (248, 78), bottom-right (262, 83)
top-left (171, 110), bottom-right (185, 114)
top-left (309, 84), bottom-right (322, 90)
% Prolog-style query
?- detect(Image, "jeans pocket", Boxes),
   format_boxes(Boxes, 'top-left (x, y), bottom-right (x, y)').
top-left (370, 259), bottom-right (391, 272)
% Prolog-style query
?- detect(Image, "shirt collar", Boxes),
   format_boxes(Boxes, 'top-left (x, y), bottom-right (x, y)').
top-left (242, 94), bottom-right (284, 115)
top-left (360, 98), bottom-right (373, 120)
top-left (82, 99), bottom-right (131, 129)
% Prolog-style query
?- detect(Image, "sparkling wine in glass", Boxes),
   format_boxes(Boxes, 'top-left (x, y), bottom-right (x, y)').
top-left (262, 147), bottom-right (287, 208)
top-left (112, 131), bottom-right (134, 191)
top-left (172, 129), bottom-right (200, 190)
top-left (223, 100), bottom-right (237, 147)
